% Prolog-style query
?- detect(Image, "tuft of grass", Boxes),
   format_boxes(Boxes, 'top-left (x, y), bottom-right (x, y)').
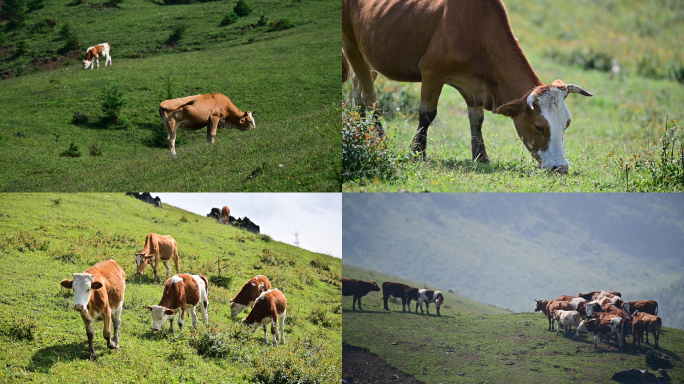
top-left (267, 19), bottom-right (295, 33)
top-left (259, 234), bottom-right (272, 242)
top-left (89, 142), bottom-right (102, 157)
top-left (209, 274), bottom-right (232, 289)
top-left (1, 315), bottom-right (41, 341)
top-left (59, 142), bottom-right (81, 158)
top-left (180, 214), bottom-right (189, 222)
top-left (1, 230), bottom-right (50, 253)
top-left (71, 112), bottom-right (89, 126)
top-left (220, 11), bottom-right (238, 26)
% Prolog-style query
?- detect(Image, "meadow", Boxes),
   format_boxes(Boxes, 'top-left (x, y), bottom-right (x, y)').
top-left (0, 193), bottom-right (341, 383)
top-left (0, 0), bottom-right (340, 191)
top-left (342, 0), bottom-right (684, 192)
top-left (343, 266), bottom-right (684, 384)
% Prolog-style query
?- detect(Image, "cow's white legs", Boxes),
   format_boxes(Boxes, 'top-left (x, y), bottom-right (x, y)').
top-left (111, 301), bottom-right (123, 348)
top-left (278, 311), bottom-right (286, 345)
top-left (262, 324), bottom-right (269, 345)
top-left (162, 260), bottom-right (171, 278)
top-left (169, 314), bottom-right (175, 333)
top-left (105, 54), bottom-right (112, 67)
top-left (200, 300), bottom-right (209, 326)
top-left (190, 306), bottom-right (199, 330)
top-left (166, 121), bottom-right (178, 158)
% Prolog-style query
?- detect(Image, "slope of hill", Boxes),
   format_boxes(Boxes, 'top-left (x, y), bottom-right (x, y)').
top-left (343, 266), bottom-right (684, 384)
top-left (0, 0), bottom-right (340, 191)
top-left (343, 193), bottom-right (684, 325)
top-left (0, 193), bottom-right (341, 382)
top-left (637, 277), bottom-right (684, 330)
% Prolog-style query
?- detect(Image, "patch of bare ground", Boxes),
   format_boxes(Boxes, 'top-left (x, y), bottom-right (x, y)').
top-left (343, 343), bottom-right (424, 384)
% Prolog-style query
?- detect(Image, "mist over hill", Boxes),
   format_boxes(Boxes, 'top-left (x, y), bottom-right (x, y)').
top-left (343, 194), bottom-right (684, 328)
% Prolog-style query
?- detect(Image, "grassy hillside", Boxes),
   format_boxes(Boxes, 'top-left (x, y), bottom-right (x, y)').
top-left (343, 0), bottom-right (684, 192)
top-left (0, 193), bottom-right (341, 383)
top-left (344, 267), bottom-right (684, 384)
top-left (637, 277), bottom-right (684, 330)
top-left (0, 0), bottom-right (340, 191)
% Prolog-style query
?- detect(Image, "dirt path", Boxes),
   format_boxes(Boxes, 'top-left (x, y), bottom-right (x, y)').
top-left (343, 343), bottom-right (425, 384)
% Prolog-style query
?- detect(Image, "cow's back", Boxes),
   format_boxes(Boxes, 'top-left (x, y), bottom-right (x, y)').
top-left (180, 274), bottom-right (201, 307)
top-left (155, 235), bottom-right (177, 259)
top-left (86, 259), bottom-right (125, 307)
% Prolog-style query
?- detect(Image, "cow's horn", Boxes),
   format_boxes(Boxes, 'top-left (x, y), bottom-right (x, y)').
top-left (566, 84), bottom-right (593, 97)
top-left (527, 93), bottom-right (537, 110)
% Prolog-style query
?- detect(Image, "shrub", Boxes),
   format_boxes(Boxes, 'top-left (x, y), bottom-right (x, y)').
top-left (72, 112), bottom-right (89, 125)
top-left (89, 142), bottom-right (102, 156)
top-left (165, 23), bottom-right (186, 45)
top-left (144, 122), bottom-right (187, 148)
top-left (100, 85), bottom-right (126, 125)
top-left (58, 23), bottom-right (73, 39)
top-left (267, 18), bottom-right (295, 32)
top-left (1, 0), bottom-right (28, 29)
top-left (233, 0), bottom-right (251, 17)
top-left (104, 0), bottom-right (123, 6)
top-left (180, 214), bottom-right (189, 223)
top-left (0, 230), bottom-right (50, 252)
top-left (60, 27), bottom-right (81, 53)
top-left (60, 142), bottom-right (82, 157)
top-left (209, 274), bottom-right (231, 289)
top-left (220, 11), bottom-right (238, 26)
top-left (251, 339), bottom-right (339, 384)
top-left (253, 14), bottom-right (267, 27)
top-left (309, 258), bottom-right (330, 271)
top-left (2, 316), bottom-right (41, 341)
top-left (307, 306), bottom-right (338, 328)
top-left (15, 40), bottom-right (30, 55)
top-left (26, 0), bottom-right (44, 11)
top-left (189, 324), bottom-right (252, 361)
top-left (342, 106), bottom-right (399, 182)
top-left (259, 234), bottom-right (272, 242)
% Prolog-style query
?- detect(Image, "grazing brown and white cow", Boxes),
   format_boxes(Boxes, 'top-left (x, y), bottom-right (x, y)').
top-left (382, 282), bottom-right (410, 311)
top-left (342, 278), bottom-right (380, 310)
top-left (220, 206), bottom-right (231, 224)
top-left (60, 259), bottom-right (125, 358)
top-left (159, 93), bottom-right (255, 157)
top-left (632, 311), bottom-right (662, 347)
top-left (147, 274), bottom-right (209, 333)
top-left (578, 316), bottom-right (624, 349)
top-left (417, 289), bottom-right (444, 316)
top-left (230, 275), bottom-right (271, 317)
top-left (342, 0), bottom-right (592, 172)
top-left (553, 310), bottom-right (581, 337)
top-left (578, 290), bottom-right (621, 301)
top-left (534, 300), bottom-right (573, 331)
top-left (624, 300), bottom-right (658, 316)
top-left (242, 289), bottom-right (287, 346)
top-left (135, 233), bottom-right (180, 283)
top-left (83, 43), bottom-right (112, 70)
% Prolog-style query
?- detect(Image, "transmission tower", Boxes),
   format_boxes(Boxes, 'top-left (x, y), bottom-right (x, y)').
top-left (293, 231), bottom-right (300, 247)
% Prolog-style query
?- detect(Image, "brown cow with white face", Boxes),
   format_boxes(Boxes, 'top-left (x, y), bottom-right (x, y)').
top-left (135, 233), bottom-right (180, 283)
top-left (147, 274), bottom-right (209, 333)
top-left (243, 289), bottom-right (287, 346)
top-left (60, 259), bottom-right (125, 359)
top-left (159, 93), bottom-right (255, 157)
top-left (342, 0), bottom-right (592, 172)
top-left (230, 275), bottom-right (271, 317)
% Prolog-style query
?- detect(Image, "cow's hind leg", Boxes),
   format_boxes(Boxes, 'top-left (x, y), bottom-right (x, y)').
top-left (200, 299), bottom-right (209, 326)
top-left (207, 117), bottom-right (220, 144)
top-left (468, 106), bottom-right (489, 163)
top-left (343, 42), bottom-right (384, 137)
top-left (190, 306), bottom-right (198, 330)
top-left (111, 302), bottom-right (123, 349)
top-left (279, 311), bottom-right (286, 345)
top-left (263, 324), bottom-right (269, 345)
top-left (163, 116), bottom-right (178, 158)
top-left (271, 318), bottom-right (278, 347)
top-left (411, 76), bottom-right (443, 160)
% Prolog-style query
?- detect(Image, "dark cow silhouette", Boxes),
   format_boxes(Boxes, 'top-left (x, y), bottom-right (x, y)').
top-left (126, 192), bottom-right (162, 208)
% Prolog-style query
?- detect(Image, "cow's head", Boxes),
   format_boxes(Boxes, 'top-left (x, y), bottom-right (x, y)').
top-left (135, 253), bottom-right (155, 275)
top-left (497, 80), bottom-right (592, 174)
top-left (533, 299), bottom-right (547, 312)
top-left (229, 298), bottom-right (250, 317)
top-left (148, 305), bottom-right (174, 331)
top-left (368, 280), bottom-right (380, 292)
top-left (238, 112), bottom-right (256, 131)
top-left (60, 273), bottom-right (102, 312)
top-left (83, 60), bottom-right (93, 70)
top-left (242, 317), bottom-right (262, 332)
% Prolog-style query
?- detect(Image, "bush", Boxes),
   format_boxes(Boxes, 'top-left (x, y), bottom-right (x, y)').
top-left (309, 258), bottom-right (330, 271)
top-left (220, 11), bottom-right (238, 26)
top-left (251, 339), bottom-right (339, 384)
top-left (209, 274), bottom-right (232, 289)
top-left (1, 0), bottom-right (28, 29)
top-left (15, 40), bottom-right (30, 55)
top-left (267, 19), bottom-right (295, 32)
top-left (259, 234), bottom-right (272, 242)
top-left (58, 22), bottom-right (73, 39)
top-left (100, 85), bottom-right (126, 125)
top-left (60, 142), bottom-right (82, 157)
top-left (26, 0), bottom-right (44, 11)
top-left (0, 230), bottom-right (50, 252)
top-left (165, 23), bottom-right (186, 45)
top-left (72, 112), bottom-right (89, 126)
top-left (89, 142), bottom-right (102, 156)
top-left (233, 0), bottom-right (251, 17)
top-left (2, 316), bottom-right (41, 341)
top-left (189, 325), bottom-right (252, 360)
top-left (342, 106), bottom-right (399, 182)
top-left (307, 306), bottom-right (339, 328)
top-left (31, 18), bottom-right (56, 34)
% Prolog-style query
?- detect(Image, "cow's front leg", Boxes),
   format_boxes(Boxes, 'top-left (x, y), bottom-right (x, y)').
top-left (207, 117), bottom-right (220, 144)
top-left (468, 106), bottom-right (489, 163)
top-left (85, 320), bottom-right (95, 359)
top-left (178, 308), bottom-right (185, 331)
top-left (111, 304), bottom-right (122, 349)
top-left (411, 76), bottom-right (443, 160)
top-left (190, 306), bottom-right (198, 330)
top-left (426, 302), bottom-right (430, 315)
top-left (103, 307), bottom-right (116, 350)
top-left (96, 56), bottom-right (100, 69)
top-left (357, 296), bottom-right (363, 311)
top-left (165, 120), bottom-right (178, 158)
top-left (263, 324), bottom-right (269, 345)
top-left (169, 314), bottom-right (175, 333)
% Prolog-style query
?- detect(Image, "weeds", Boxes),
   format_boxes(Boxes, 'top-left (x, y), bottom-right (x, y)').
top-left (309, 258), bottom-right (330, 271)
top-left (89, 142), bottom-right (102, 156)
top-left (267, 19), bottom-right (295, 32)
top-left (209, 274), bottom-right (232, 289)
top-left (260, 234), bottom-right (272, 242)
top-left (307, 306), bottom-right (339, 328)
top-left (189, 324), bottom-right (253, 362)
top-left (251, 339), bottom-right (339, 384)
top-left (1, 230), bottom-right (50, 253)
top-left (60, 142), bottom-right (81, 157)
top-left (1, 315), bottom-right (41, 341)
top-left (180, 214), bottom-right (189, 222)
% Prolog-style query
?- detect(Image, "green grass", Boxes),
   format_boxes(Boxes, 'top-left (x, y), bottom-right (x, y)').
top-left (0, 0), bottom-right (340, 191)
top-left (0, 193), bottom-right (341, 382)
top-left (343, 266), bottom-right (684, 384)
top-left (342, 1), bottom-right (684, 192)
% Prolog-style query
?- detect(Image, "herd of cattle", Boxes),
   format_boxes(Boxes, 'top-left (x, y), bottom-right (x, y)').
top-left (206, 206), bottom-right (261, 234)
top-left (81, 43), bottom-right (256, 157)
top-left (342, 279), bottom-right (444, 316)
top-left (59, 232), bottom-right (287, 358)
top-left (342, 278), bottom-right (664, 351)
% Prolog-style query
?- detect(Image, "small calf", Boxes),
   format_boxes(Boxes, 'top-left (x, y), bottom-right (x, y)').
top-left (230, 275), bottom-right (271, 317)
top-left (243, 289), bottom-right (287, 346)
top-left (148, 274), bottom-right (209, 333)
top-left (553, 310), bottom-right (581, 337)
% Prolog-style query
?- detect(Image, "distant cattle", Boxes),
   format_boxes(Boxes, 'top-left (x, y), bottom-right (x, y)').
top-left (342, 278), bottom-right (380, 310)
top-left (382, 282), bottom-right (410, 311)
top-left (230, 275), bottom-right (272, 317)
top-left (126, 192), bottom-right (162, 208)
top-left (135, 233), bottom-right (180, 283)
top-left (632, 311), bottom-right (662, 347)
top-left (60, 259), bottom-right (125, 358)
top-left (221, 206), bottom-right (230, 224)
top-left (534, 300), bottom-right (573, 331)
top-left (243, 289), bottom-right (287, 346)
top-left (553, 310), bottom-right (581, 337)
top-left (207, 207), bottom-right (221, 221)
top-left (624, 300), bottom-right (658, 316)
top-left (417, 289), bottom-right (444, 316)
top-left (578, 291), bottom-right (621, 301)
top-left (83, 43), bottom-right (111, 69)
top-left (159, 93), bottom-right (255, 157)
top-left (578, 316), bottom-right (624, 349)
top-left (148, 274), bottom-right (209, 333)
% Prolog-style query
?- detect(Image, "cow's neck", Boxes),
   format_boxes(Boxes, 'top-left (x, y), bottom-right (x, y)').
top-left (487, 36), bottom-right (543, 106)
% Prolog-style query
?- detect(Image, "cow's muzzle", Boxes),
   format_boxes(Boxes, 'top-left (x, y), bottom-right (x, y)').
top-left (551, 165), bottom-right (569, 175)
top-left (136, 272), bottom-right (143, 275)
top-left (74, 304), bottom-right (84, 311)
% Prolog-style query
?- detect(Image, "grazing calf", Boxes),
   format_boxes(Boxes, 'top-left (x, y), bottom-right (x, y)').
top-left (534, 300), bottom-right (573, 331)
top-left (632, 311), bottom-right (662, 347)
top-left (417, 289), bottom-right (444, 316)
top-left (60, 259), bottom-right (125, 358)
top-left (624, 300), bottom-right (658, 316)
top-left (553, 310), bottom-right (581, 337)
top-left (342, 278), bottom-right (380, 310)
top-left (243, 289), bottom-right (287, 346)
top-left (148, 274), bottom-right (209, 333)
top-left (221, 206), bottom-right (231, 224)
top-left (577, 316), bottom-right (624, 349)
top-left (382, 282), bottom-right (410, 311)
top-left (83, 43), bottom-right (112, 69)
top-left (230, 275), bottom-right (271, 317)
top-left (135, 233), bottom-right (180, 283)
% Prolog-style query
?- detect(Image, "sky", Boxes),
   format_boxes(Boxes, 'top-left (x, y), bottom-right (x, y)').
top-left (153, 193), bottom-right (341, 258)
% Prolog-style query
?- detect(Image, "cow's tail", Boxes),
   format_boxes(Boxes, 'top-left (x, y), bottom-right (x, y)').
top-left (342, 49), bottom-right (351, 83)
top-left (655, 301), bottom-right (658, 316)
top-left (199, 274), bottom-right (209, 297)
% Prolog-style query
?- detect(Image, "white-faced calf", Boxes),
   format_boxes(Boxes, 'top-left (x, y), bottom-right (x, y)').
top-left (83, 43), bottom-right (112, 69)
top-left (230, 275), bottom-right (271, 317)
top-left (148, 274), bottom-right (209, 333)
top-left (242, 289), bottom-right (287, 346)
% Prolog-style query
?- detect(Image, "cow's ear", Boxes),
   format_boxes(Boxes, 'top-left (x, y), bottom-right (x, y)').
top-left (240, 116), bottom-right (246, 124)
top-left (60, 279), bottom-right (73, 289)
top-left (144, 254), bottom-right (155, 260)
top-left (91, 281), bottom-right (103, 290)
top-left (496, 99), bottom-right (526, 117)
top-left (249, 111), bottom-right (255, 115)
top-left (164, 309), bottom-right (174, 315)
top-left (148, 306), bottom-right (154, 311)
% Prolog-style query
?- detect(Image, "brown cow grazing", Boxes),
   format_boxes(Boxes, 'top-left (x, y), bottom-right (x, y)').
top-left (243, 289), bottom-right (287, 346)
top-left (404, 287), bottom-right (420, 312)
top-left (60, 259), bottom-right (126, 359)
top-left (342, 0), bottom-right (592, 172)
top-left (135, 233), bottom-right (180, 283)
top-left (83, 43), bottom-right (111, 69)
top-left (148, 274), bottom-right (209, 333)
top-left (624, 300), bottom-right (658, 316)
top-left (534, 300), bottom-right (573, 331)
top-left (159, 93), bottom-right (255, 157)
top-left (220, 206), bottom-right (231, 224)
top-left (230, 275), bottom-right (271, 317)
top-left (632, 311), bottom-right (662, 347)
top-left (382, 282), bottom-right (410, 311)
top-left (342, 278), bottom-right (380, 310)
